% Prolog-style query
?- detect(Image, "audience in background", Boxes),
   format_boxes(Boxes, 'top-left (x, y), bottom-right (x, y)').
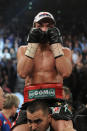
top-left (63, 86), bottom-right (73, 111)
top-left (0, 93), bottom-right (20, 131)
top-left (14, 88), bottom-right (24, 112)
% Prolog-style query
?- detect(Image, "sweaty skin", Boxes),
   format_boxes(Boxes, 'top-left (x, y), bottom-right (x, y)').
top-left (17, 44), bottom-right (72, 86)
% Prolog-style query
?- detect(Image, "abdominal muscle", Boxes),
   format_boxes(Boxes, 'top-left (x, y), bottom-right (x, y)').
top-left (25, 71), bottom-right (63, 86)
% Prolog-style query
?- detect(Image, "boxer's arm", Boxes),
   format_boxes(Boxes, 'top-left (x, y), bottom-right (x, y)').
top-left (17, 46), bottom-right (33, 78)
top-left (47, 27), bottom-right (72, 78)
top-left (55, 47), bottom-right (72, 78)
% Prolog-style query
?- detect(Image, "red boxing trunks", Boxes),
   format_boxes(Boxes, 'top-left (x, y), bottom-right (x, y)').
top-left (24, 83), bottom-right (63, 102)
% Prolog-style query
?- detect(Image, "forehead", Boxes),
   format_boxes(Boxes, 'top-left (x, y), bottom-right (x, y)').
top-left (27, 109), bottom-right (46, 120)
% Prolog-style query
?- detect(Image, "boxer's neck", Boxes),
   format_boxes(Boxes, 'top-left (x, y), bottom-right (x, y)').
top-left (38, 43), bottom-right (50, 51)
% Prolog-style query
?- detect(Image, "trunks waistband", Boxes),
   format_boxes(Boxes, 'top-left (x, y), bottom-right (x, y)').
top-left (24, 83), bottom-right (63, 102)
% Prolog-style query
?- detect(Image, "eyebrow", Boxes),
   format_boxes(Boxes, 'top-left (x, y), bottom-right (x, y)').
top-left (34, 119), bottom-right (42, 123)
top-left (27, 119), bottom-right (43, 123)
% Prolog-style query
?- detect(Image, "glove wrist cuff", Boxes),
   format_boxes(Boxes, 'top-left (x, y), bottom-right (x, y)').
top-left (51, 43), bottom-right (64, 58)
top-left (25, 43), bottom-right (39, 58)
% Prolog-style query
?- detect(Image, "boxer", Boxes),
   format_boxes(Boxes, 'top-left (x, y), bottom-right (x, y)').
top-left (15, 11), bottom-right (75, 131)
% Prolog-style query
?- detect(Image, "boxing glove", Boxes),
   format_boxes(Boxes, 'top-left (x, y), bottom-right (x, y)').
top-left (47, 27), bottom-right (64, 58)
top-left (50, 103), bottom-right (73, 120)
top-left (25, 28), bottom-right (46, 58)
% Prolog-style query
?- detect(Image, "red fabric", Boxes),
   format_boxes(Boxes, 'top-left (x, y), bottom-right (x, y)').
top-left (24, 83), bottom-right (63, 102)
top-left (0, 120), bottom-right (2, 127)
top-left (1, 113), bottom-right (11, 128)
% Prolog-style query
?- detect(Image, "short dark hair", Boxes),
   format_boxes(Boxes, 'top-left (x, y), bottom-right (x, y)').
top-left (26, 99), bottom-right (51, 114)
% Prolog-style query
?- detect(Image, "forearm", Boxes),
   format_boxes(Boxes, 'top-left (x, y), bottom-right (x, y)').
top-left (47, 27), bottom-right (72, 79)
top-left (17, 45), bottom-right (35, 78)
top-left (50, 42), bottom-right (72, 78)
top-left (17, 54), bottom-right (33, 78)
top-left (56, 56), bottom-right (72, 78)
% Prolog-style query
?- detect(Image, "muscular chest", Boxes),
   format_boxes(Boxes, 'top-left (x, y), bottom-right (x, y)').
top-left (33, 50), bottom-right (55, 72)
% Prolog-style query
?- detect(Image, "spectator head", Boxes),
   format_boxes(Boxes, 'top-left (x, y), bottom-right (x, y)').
top-left (63, 86), bottom-right (72, 100)
top-left (26, 100), bottom-right (51, 131)
top-left (3, 93), bottom-right (20, 116)
top-left (63, 86), bottom-right (73, 111)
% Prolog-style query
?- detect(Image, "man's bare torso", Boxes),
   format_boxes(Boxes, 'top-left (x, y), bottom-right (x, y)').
top-left (24, 44), bottom-right (63, 85)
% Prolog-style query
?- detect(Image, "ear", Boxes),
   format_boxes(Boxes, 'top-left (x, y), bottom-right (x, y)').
top-left (11, 105), bottom-right (15, 109)
top-left (11, 105), bottom-right (16, 111)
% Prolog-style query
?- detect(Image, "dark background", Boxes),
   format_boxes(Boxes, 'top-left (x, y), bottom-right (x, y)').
top-left (0, 0), bottom-right (87, 36)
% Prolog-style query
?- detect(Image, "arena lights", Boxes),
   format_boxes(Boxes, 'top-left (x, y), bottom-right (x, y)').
top-left (57, 10), bottom-right (61, 14)
top-left (28, 1), bottom-right (32, 10)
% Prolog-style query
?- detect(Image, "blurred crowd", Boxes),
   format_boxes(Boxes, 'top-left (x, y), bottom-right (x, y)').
top-left (63, 32), bottom-right (87, 109)
top-left (0, 22), bottom-right (23, 93)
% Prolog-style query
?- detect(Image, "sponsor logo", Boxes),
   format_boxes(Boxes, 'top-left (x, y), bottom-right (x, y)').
top-left (29, 88), bottom-right (55, 99)
top-left (51, 107), bottom-right (61, 114)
